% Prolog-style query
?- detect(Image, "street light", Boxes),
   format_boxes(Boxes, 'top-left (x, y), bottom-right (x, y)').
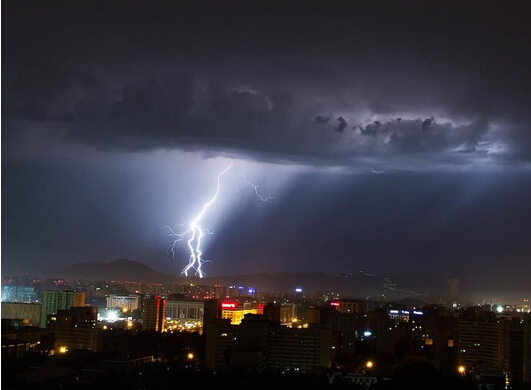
top-left (366, 360), bottom-right (374, 369)
top-left (458, 365), bottom-right (466, 375)
top-left (187, 353), bottom-right (194, 360)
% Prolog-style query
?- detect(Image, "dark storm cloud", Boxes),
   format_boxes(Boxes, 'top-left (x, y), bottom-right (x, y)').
top-left (314, 116), bottom-right (331, 125)
top-left (335, 117), bottom-right (347, 133)
top-left (3, 0), bottom-right (531, 168)
top-left (355, 118), bottom-right (492, 155)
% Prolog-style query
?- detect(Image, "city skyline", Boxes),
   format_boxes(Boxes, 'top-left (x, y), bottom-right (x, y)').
top-left (3, 2), bottom-right (531, 388)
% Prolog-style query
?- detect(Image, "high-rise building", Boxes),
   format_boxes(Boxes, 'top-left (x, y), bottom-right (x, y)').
top-left (263, 302), bottom-right (281, 323)
top-left (205, 318), bottom-right (239, 371)
top-left (40, 291), bottom-right (85, 328)
top-left (457, 317), bottom-right (500, 369)
top-left (142, 295), bottom-right (165, 331)
top-left (523, 314), bottom-right (531, 383)
top-left (507, 319), bottom-right (524, 383)
top-left (50, 306), bottom-right (102, 351)
top-left (267, 322), bottom-right (332, 372)
top-left (204, 314), bottom-right (332, 373)
top-left (1, 285), bottom-right (38, 303)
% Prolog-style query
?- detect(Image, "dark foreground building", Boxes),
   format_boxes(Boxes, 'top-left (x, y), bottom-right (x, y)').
top-left (205, 313), bottom-right (332, 373)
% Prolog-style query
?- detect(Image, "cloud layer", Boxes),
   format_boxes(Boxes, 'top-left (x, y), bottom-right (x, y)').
top-left (3, 0), bottom-right (531, 170)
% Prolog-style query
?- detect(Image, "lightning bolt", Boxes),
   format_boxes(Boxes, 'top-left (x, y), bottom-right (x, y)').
top-left (371, 168), bottom-right (384, 175)
top-left (241, 169), bottom-right (276, 202)
top-left (162, 163), bottom-right (233, 278)
top-left (162, 163), bottom-right (275, 278)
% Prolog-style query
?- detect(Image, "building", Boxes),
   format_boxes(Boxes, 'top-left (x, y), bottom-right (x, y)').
top-left (165, 299), bottom-right (204, 321)
top-left (331, 299), bottom-right (366, 315)
top-left (106, 294), bottom-right (140, 312)
top-left (280, 303), bottom-right (296, 324)
top-left (387, 309), bottom-right (411, 323)
top-left (506, 319), bottom-right (524, 383)
top-left (220, 301), bottom-right (259, 325)
top-left (457, 317), bottom-right (501, 369)
top-left (422, 316), bottom-right (458, 372)
top-left (263, 302), bottom-right (281, 323)
top-left (165, 299), bottom-right (204, 332)
top-left (49, 306), bottom-right (102, 352)
top-left (205, 319), bottom-right (239, 371)
top-left (372, 317), bottom-right (397, 355)
top-left (267, 322), bottom-right (332, 372)
top-left (205, 314), bottom-right (332, 373)
top-left (1, 285), bottom-right (38, 303)
top-left (1, 302), bottom-right (41, 326)
top-left (524, 314), bottom-right (531, 383)
top-left (203, 299), bottom-right (221, 325)
top-left (40, 291), bottom-right (85, 328)
top-left (306, 306), bottom-right (321, 324)
top-left (142, 295), bottom-right (165, 331)
top-left (334, 315), bottom-right (362, 356)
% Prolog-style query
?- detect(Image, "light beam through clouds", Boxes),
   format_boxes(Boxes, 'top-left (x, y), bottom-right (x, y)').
top-left (162, 163), bottom-right (276, 278)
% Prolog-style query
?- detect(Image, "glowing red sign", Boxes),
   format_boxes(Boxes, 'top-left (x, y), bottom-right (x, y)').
top-left (221, 301), bottom-right (237, 309)
top-left (331, 302), bottom-right (340, 307)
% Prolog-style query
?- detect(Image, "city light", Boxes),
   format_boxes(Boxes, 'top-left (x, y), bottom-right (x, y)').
top-left (187, 353), bottom-right (194, 360)
top-left (458, 365), bottom-right (466, 374)
top-left (365, 360), bottom-right (374, 369)
top-left (58, 346), bottom-right (68, 353)
top-left (496, 305), bottom-right (504, 313)
top-left (295, 288), bottom-right (303, 293)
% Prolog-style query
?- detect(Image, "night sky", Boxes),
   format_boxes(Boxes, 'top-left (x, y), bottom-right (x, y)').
top-left (2, 1), bottom-right (531, 299)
